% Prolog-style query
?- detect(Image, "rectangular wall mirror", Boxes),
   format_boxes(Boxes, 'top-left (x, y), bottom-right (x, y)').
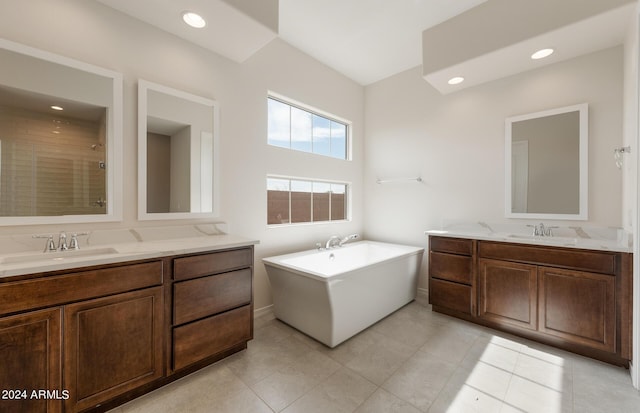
top-left (0, 39), bottom-right (123, 225)
top-left (505, 103), bottom-right (588, 220)
top-left (138, 80), bottom-right (219, 220)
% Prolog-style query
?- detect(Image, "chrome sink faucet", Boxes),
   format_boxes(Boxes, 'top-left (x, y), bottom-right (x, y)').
top-left (58, 232), bottom-right (68, 251)
top-left (34, 231), bottom-right (88, 252)
top-left (527, 223), bottom-right (558, 237)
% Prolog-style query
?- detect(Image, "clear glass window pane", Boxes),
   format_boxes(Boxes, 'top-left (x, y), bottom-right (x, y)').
top-left (267, 178), bottom-right (348, 225)
top-left (268, 96), bottom-right (348, 160)
top-left (290, 107), bottom-right (312, 153)
top-left (290, 180), bottom-right (312, 223)
top-left (267, 178), bottom-right (290, 224)
top-left (312, 115), bottom-right (331, 156)
top-left (312, 182), bottom-right (331, 222)
top-left (330, 121), bottom-right (347, 159)
top-left (267, 98), bottom-right (290, 149)
top-left (330, 183), bottom-right (346, 221)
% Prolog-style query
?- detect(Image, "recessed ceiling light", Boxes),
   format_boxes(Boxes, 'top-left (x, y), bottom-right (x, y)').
top-left (182, 11), bottom-right (206, 28)
top-left (448, 76), bottom-right (465, 85)
top-left (531, 48), bottom-right (554, 60)
top-left (50, 105), bottom-right (64, 111)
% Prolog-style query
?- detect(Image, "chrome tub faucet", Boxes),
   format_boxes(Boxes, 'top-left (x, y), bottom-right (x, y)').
top-left (325, 233), bottom-right (360, 249)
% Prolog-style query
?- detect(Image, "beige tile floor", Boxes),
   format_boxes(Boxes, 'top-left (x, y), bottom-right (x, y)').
top-left (110, 296), bottom-right (640, 412)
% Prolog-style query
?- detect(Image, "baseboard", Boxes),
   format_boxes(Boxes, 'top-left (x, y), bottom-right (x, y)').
top-left (254, 304), bottom-right (274, 319)
top-left (630, 361), bottom-right (638, 389)
top-left (417, 287), bottom-right (428, 298)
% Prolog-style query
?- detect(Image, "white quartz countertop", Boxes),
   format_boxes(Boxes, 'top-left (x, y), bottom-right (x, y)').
top-left (0, 230), bottom-right (259, 278)
top-left (425, 224), bottom-right (632, 253)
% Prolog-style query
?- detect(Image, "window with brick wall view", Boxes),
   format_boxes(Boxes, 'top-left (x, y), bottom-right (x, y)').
top-left (267, 178), bottom-right (347, 225)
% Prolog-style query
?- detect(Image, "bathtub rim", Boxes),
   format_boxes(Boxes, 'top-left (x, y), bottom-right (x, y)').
top-left (262, 240), bottom-right (424, 282)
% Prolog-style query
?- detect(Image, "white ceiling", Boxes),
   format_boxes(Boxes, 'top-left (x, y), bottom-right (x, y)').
top-left (96, 0), bottom-right (488, 85)
top-left (96, 0), bottom-right (633, 89)
top-left (278, 0), bottom-right (488, 85)
top-left (96, 0), bottom-right (278, 63)
top-left (425, 3), bottom-right (634, 94)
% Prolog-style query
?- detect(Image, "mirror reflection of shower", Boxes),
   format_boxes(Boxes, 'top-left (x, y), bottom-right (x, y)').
top-left (0, 86), bottom-right (108, 216)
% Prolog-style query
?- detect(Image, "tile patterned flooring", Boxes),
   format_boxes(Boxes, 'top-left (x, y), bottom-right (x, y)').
top-left (110, 295), bottom-right (640, 412)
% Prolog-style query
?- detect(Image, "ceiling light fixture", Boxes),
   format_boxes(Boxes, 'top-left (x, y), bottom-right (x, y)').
top-left (50, 105), bottom-right (64, 111)
top-left (448, 76), bottom-right (465, 85)
top-left (182, 11), bottom-right (206, 28)
top-left (531, 48), bottom-right (554, 60)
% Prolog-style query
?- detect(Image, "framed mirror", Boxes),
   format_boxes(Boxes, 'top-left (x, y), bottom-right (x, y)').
top-left (0, 39), bottom-right (123, 225)
top-left (138, 80), bottom-right (219, 220)
top-left (505, 103), bottom-right (588, 220)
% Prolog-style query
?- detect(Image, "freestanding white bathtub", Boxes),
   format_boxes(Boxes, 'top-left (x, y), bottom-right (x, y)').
top-left (263, 241), bottom-right (424, 347)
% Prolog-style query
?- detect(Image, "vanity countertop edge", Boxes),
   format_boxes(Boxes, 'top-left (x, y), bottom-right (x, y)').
top-left (425, 229), bottom-right (632, 253)
top-left (0, 234), bottom-right (259, 279)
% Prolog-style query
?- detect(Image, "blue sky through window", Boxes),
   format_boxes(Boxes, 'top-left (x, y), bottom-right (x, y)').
top-left (267, 97), bottom-right (348, 159)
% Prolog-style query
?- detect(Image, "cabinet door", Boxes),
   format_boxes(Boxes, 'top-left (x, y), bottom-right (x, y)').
top-left (0, 308), bottom-right (62, 413)
top-left (539, 267), bottom-right (615, 353)
top-left (478, 259), bottom-right (537, 330)
top-left (64, 287), bottom-right (163, 413)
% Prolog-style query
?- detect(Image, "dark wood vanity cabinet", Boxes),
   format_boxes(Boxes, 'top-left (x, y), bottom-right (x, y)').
top-left (64, 287), bottom-right (164, 413)
top-left (0, 244), bottom-right (254, 413)
top-left (428, 237), bottom-right (475, 316)
top-left (0, 308), bottom-right (62, 413)
top-left (537, 266), bottom-right (616, 353)
top-left (478, 259), bottom-right (538, 331)
top-left (170, 248), bottom-right (253, 372)
top-left (429, 235), bottom-right (632, 366)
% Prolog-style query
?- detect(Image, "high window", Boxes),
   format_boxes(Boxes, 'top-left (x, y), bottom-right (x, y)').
top-left (267, 96), bottom-right (348, 160)
top-left (267, 177), bottom-right (348, 225)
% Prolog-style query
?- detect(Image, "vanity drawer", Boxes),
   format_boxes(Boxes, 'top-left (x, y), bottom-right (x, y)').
top-left (173, 269), bottom-right (252, 325)
top-left (429, 278), bottom-right (472, 315)
top-left (173, 305), bottom-right (251, 371)
top-left (0, 261), bottom-right (163, 316)
top-left (430, 252), bottom-right (472, 285)
top-left (478, 241), bottom-right (616, 275)
top-left (173, 248), bottom-right (253, 281)
top-left (430, 236), bottom-right (472, 256)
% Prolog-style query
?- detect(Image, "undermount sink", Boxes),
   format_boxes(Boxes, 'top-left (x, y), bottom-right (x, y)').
top-left (0, 247), bottom-right (120, 265)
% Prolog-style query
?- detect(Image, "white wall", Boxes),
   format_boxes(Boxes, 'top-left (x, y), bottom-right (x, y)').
top-left (364, 46), bottom-right (624, 289)
top-left (0, 0), bottom-right (364, 311)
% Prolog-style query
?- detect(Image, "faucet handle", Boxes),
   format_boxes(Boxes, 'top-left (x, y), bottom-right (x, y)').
top-left (69, 232), bottom-right (89, 250)
top-left (33, 234), bottom-right (56, 252)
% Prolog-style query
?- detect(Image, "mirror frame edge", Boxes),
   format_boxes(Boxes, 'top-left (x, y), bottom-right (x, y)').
top-left (504, 102), bottom-right (588, 221)
top-left (137, 79), bottom-right (221, 221)
top-left (0, 38), bottom-right (123, 226)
